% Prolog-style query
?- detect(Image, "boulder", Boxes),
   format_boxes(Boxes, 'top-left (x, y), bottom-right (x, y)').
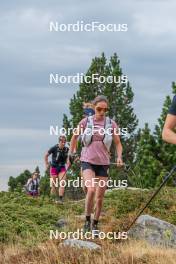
top-left (55, 219), bottom-right (68, 228)
top-left (62, 239), bottom-right (101, 250)
top-left (128, 214), bottom-right (176, 248)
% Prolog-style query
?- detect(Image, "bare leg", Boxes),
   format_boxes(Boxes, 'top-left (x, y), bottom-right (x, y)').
top-left (81, 168), bottom-right (87, 194)
top-left (94, 176), bottom-right (108, 220)
top-left (58, 172), bottom-right (66, 197)
top-left (50, 176), bottom-right (58, 196)
top-left (83, 169), bottom-right (96, 216)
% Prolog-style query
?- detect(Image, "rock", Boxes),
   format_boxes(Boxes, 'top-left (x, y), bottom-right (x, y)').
top-left (55, 219), bottom-right (68, 228)
top-left (100, 211), bottom-right (106, 217)
top-left (128, 214), bottom-right (176, 248)
top-left (62, 239), bottom-right (101, 250)
top-left (75, 214), bottom-right (86, 220)
top-left (106, 187), bottom-right (149, 193)
top-left (127, 187), bottom-right (149, 191)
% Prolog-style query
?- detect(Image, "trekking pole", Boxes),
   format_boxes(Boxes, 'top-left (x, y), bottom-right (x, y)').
top-left (58, 155), bottom-right (81, 200)
top-left (59, 154), bottom-right (80, 182)
top-left (125, 165), bottom-right (176, 232)
top-left (109, 162), bottom-right (138, 191)
top-left (110, 162), bottom-right (129, 170)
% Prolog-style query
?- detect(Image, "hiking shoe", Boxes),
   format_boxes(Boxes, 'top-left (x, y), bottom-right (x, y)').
top-left (92, 224), bottom-right (100, 238)
top-left (55, 197), bottom-right (63, 204)
top-left (83, 221), bottom-right (91, 234)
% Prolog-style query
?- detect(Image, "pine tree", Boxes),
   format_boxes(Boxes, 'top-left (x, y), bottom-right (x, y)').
top-left (132, 123), bottom-right (162, 188)
top-left (62, 114), bottom-right (72, 142)
top-left (8, 170), bottom-right (32, 192)
top-left (63, 53), bottom-right (138, 162)
top-left (35, 166), bottom-right (40, 175)
top-left (39, 169), bottom-right (50, 196)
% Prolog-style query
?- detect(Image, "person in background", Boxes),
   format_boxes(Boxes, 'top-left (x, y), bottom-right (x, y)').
top-left (26, 172), bottom-right (40, 197)
top-left (45, 135), bottom-right (69, 204)
top-left (82, 102), bottom-right (95, 117)
top-left (162, 95), bottom-right (176, 144)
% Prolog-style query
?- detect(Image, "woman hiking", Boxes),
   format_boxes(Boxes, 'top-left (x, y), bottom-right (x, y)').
top-left (82, 101), bottom-right (95, 117)
top-left (80, 101), bottom-right (95, 193)
top-left (45, 135), bottom-right (69, 204)
top-left (25, 171), bottom-right (40, 197)
top-left (69, 95), bottom-right (123, 235)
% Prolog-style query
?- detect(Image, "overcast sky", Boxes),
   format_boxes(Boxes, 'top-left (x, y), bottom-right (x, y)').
top-left (0, 0), bottom-right (176, 190)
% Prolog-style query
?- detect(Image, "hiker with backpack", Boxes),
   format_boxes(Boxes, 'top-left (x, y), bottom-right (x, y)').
top-left (82, 101), bottom-right (95, 117)
top-left (81, 101), bottom-right (95, 193)
top-left (44, 135), bottom-right (70, 204)
top-left (162, 95), bottom-right (176, 144)
top-left (25, 171), bottom-right (40, 197)
top-left (69, 95), bottom-right (123, 235)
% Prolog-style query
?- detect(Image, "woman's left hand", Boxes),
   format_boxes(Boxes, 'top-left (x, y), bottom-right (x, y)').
top-left (117, 157), bottom-right (123, 167)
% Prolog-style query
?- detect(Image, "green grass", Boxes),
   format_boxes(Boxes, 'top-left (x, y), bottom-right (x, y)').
top-left (0, 188), bottom-right (176, 247)
top-left (104, 188), bottom-right (176, 224)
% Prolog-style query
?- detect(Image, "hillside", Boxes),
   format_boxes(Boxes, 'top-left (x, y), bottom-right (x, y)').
top-left (0, 188), bottom-right (176, 264)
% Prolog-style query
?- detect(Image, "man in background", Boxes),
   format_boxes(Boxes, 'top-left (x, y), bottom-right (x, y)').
top-left (162, 95), bottom-right (176, 144)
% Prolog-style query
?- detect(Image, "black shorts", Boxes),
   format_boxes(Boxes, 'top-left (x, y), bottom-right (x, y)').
top-left (81, 162), bottom-right (109, 177)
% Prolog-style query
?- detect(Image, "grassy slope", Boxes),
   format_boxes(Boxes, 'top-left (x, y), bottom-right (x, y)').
top-left (0, 188), bottom-right (176, 263)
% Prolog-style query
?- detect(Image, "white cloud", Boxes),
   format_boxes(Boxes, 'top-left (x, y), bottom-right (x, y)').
top-left (133, 3), bottom-right (176, 37)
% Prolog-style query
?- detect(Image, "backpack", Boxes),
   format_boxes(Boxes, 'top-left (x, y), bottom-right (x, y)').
top-left (55, 146), bottom-right (69, 165)
top-left (81, 116), bottom-right (113, 151)
top-left (31, 179), bottom-right (39, 191)
top-left (26, 178), bottom-right (39, 192)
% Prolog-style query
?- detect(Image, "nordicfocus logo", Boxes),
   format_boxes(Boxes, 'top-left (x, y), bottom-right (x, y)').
top-left (50, 178), bottom-right (128, 189)
top-left (49, 73), bottom-right (128, 85)
top-left (50, 126), bottom-right (128, 137)
top-left (50, 229), bottom-right (128, 240)
top-left (49, 21), bottom-right (128, 32)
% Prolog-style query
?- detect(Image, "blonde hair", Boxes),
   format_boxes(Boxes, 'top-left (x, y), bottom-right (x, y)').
top-left (83, 102), bottom-right (95, 109)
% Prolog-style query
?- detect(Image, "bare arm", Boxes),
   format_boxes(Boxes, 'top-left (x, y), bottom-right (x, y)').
top-left (26, 178), bottom-right (32, 186)
top-left (162, 114), bottom-right (176, 144)
top-left (113, 134), bottom-right (123, 166)
top-left (69, 126), bottom-right (81, 154)
top-left (44, 152), bottom-right (50, 169)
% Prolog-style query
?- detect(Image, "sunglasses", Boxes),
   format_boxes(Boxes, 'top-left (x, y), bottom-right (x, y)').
top-left (95, 107), bottom-right (108, 112)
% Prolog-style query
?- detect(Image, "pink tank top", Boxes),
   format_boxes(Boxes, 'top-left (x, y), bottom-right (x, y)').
top-left (79, 116), bottom-right (118, 165)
